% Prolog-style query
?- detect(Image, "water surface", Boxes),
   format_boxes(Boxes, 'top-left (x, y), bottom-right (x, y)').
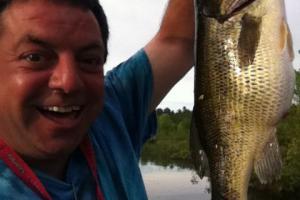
top-left (140, 162), bottom-right (299, 200)
top-left (141, 162), bottom-right (210, 200)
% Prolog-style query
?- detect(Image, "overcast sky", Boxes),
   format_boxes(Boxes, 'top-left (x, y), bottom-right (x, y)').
top-left (101, 0), bottom-right (300, 111)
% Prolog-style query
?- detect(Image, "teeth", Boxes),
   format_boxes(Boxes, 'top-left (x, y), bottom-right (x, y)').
top-left (43, 106), bottom-right (81, 113)
top-left (72, 106), bottom-right (81, 111)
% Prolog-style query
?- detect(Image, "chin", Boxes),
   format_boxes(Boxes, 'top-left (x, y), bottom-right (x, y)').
top-left (35, 138), bottom-right (80, 159)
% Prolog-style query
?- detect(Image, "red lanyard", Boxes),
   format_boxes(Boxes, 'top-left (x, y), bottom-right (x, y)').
top-left (0, 137), bottom-right (105, 200)
top-left (80, 136), bottom-right (105, 200)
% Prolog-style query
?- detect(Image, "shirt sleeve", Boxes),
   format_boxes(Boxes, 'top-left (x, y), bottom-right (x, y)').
top-left (101, 49), bottom-right (157, 157)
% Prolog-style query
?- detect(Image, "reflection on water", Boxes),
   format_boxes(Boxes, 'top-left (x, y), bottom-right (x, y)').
top-left (140, 162), bottom-right (299, 200)
top-left (141, 162), bottom-right (211, 200)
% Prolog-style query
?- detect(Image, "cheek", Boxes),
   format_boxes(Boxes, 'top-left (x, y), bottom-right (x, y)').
top-left (1, 71), bottom-right (47, 103)
top-left (13, 73), bottom-right (49, 123)
top-left (0, 71), bottom-right (49, 131)
top-left (13, 72), bottom-right (49, 101)
top-left (84, 75), bottom-right (105, 110)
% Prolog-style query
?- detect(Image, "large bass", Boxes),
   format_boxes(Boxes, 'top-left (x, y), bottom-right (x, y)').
top-left (191, 0), bottom-right (295, 199)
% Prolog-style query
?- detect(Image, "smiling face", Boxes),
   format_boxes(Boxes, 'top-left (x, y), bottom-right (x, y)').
top-left (0, 1), bottom-right (105, 159)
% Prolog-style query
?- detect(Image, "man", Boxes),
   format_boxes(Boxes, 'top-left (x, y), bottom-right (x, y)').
top-left (0, 0), bottom-right (194, 199)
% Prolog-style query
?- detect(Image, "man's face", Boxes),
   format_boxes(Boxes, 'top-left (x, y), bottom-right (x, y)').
top-left (0, 1), bottom-right (105, 159)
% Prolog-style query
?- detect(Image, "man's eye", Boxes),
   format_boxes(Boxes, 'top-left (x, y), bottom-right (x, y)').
top-left (79, 57), bottom-right (103, 72)
top-left (20, 51), bottom-right (56, 70)
top-left (24, 53), bottom-right (43, 62)
top-left (83, 58), bottom-right (100, 65)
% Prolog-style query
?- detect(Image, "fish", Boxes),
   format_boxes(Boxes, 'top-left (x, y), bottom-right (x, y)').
top-left (190, 0), bottom-right (295, 199)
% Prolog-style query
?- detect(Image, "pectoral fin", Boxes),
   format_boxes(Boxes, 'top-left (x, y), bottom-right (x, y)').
top-left (280, 19), bottom-right (294, 61)
top-left (238, 14), bottom-right (262, 67)
top-left (254, 128), bottom-right (282, 184)
top-left (190, 109), bottom-right (210, 179)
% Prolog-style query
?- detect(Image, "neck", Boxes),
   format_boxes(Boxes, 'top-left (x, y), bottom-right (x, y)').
top-left (0, 137), bottom-right (71, 180)
top-left (22, 155), bottom-right (70, 180)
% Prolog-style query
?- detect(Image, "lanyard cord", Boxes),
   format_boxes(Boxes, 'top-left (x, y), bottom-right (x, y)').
top-left (0, 139), bottom-right (52, 200)
top-left (0, 137), bottom-right (105, 200)
top-left (80, 136), bottom-right (105, 200)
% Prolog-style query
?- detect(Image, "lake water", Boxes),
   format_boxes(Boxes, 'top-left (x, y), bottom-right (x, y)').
top-left (140, 162), bottom-right (211, 200)
top-left (140, 162), bottom-right (296, 200)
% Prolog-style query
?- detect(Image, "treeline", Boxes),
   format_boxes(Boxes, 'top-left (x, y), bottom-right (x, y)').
top-left (141, 71), bottom-right (300, 197)
top-left (141, 107), bottom-right (192, 168)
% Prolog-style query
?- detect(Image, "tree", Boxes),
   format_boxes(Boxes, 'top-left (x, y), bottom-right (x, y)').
top-left (294, 71), bottom-right (300, 103)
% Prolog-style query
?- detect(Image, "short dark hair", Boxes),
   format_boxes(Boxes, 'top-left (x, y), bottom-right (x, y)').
top-left (0, 0), bottom-right (109, 62)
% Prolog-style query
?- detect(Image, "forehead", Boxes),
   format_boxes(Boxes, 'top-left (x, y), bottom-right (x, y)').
top-left (3, 0), bottom-right (98, 29)
top-left (1, 0), bottom-right (103, 48)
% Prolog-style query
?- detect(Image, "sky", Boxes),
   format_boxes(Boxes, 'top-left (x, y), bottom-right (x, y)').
top-left (100, 0), bottom-right (300, 111)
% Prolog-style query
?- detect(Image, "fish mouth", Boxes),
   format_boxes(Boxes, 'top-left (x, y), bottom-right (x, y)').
top-left (199, 0), bottom-right (256, 22)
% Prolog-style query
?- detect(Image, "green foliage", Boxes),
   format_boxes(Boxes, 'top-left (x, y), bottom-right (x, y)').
top-left (141, 107), bottom-right (192, 168)
top-left (277, 105), bottom-right (300, 193)
top-left (157, 114), bottom-right (176, 136)
top-left (294, 71), bottom-right (300, 101)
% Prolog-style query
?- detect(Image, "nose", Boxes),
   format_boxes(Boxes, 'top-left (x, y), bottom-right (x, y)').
top-left (48, 54), bottom-right (84, 93)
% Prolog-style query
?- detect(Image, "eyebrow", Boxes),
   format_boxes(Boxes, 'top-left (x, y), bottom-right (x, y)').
top-left (77, 43), bottom-right (104, 54)
top-left (15, 34), bottom-right (55, 50)
top-left (15, 34), bottom-right (104, 53)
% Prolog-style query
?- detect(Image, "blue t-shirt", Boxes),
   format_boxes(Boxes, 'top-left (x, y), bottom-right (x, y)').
top-left (0, 50), bottom-right (157, 200)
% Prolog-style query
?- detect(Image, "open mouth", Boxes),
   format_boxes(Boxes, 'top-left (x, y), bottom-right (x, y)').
top-left (37, 105), bottom-right (83, 120)
top-left (227, 0), bottom-right (256, 16)
top-left (201, 0), bottom-right (256, 22)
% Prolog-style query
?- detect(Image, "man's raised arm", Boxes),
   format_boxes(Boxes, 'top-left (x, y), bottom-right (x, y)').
top-left (145, 0), bottom-right (195, 111)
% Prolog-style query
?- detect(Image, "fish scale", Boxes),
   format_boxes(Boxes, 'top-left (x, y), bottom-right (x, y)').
top-left (191, 0), bottom-right (295, 199)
